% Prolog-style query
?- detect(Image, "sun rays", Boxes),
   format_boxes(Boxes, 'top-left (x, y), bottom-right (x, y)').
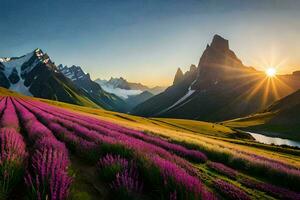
top-left (217, 62), bottom-right (294, 112)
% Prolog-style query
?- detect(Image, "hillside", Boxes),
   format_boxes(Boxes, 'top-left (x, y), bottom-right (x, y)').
top-left (223, 89), bottom-right (300, 140)
top-left (1, 88), bottom-right (300, 199)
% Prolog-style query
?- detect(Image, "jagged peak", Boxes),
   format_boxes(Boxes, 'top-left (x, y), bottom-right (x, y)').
top-left (176, 67), bottom-right (183, 74)
top-left (210, 34), bottom-right (229, 51)
top-left (173, 67), bottom-right (184, 85)
top-left (189, 64), bottom-right (197, 72)
top-left (34, 48), bottom-right (42, 53)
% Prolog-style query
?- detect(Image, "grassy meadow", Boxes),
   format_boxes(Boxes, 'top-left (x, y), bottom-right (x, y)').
top-left (0, 88), bottom-right (299, 200)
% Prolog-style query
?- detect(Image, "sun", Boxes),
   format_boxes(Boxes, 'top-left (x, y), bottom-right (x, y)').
top-left (266, 67), bottom-right (277, 77)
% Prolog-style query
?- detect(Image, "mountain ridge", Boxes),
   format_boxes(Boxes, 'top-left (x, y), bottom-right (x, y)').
top-left (57, 64), bottom-right (128, 112)
top-left (0, 49), bottom-right (128, 111)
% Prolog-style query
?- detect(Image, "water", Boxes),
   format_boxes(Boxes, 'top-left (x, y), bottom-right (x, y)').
top-left (246, 132), bottom-right (300, 148)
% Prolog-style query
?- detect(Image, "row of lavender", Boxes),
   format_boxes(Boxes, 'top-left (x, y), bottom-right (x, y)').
top-left (0, 97), bottom-right (27, 199)
top-left (22, 98), bottom-right (300, 199)
top-left (24, 98), bottom-right (300, 189)
top-left (206, 161), bottom-right (300, 200)
top-left (0, 97), bottom-right (72, 199)
top-left (1, 96), bottom-right (299, 200)
top-left (19, 98), bottom-right (300, 199)
top-left (16, 98), bottom-right (216, 199)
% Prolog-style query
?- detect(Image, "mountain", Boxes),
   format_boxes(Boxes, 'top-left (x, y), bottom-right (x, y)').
top-left (57, 65), bottom-right (128, 112)
top-left (132, 64), bottom-right (198, 117)
top-left (0, 49), bottom-right (129, 111)
top-left (147, 86), bottom-right (166, 95)
top-left (0, 49), bottom-right (100, 108)
top-left (95, 77), bottom-right (149, 91)
top-left (95, 78), bottom-right (144, 99)
top-left (110, 77), bottom-right (149, 91)
top-left (132, 35), bottom-right (300, 121)
top-left (95, 77), bottom-right (166, 98)
top-left (173, 68), bottom-right (184, 85)
top-left (126, 91), bottom-right (154, 110)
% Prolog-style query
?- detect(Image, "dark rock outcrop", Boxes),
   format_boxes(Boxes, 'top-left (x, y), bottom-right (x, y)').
top-left (173, 68), bottom-right (184, 85)
top-left (8, 68), bottom-right (20, 84)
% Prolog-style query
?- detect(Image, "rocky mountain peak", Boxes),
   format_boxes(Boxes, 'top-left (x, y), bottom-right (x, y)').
top-left (58, 64), bottom-right (89, 81)
top-left (189, 64), bottom-right (197, 73)
top-left (173, 68), bottom-right (184, 85)
top-left (195, 35), bottom-right (245, 87)
top-left (210, 34), bottom-right (229, 52)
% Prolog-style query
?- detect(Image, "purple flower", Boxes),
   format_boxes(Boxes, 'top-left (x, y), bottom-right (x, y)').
top-left (97, 154), bottom-right (129, 170)
top-left (214, 179), bottom-right (250, 200)
top-left (25, 137), bottom-right (72, 200)
top-left (240, 178), bottom-right (300, 200)
top-left (0, 128), bottom-right (27, 196)
top-left (111, 166), bottom-right (142, 195)
top-left (0, 98), bottom-right (20, 130)
top-left (207, 161), bottom-right (238, 179)
top-left (151, 155), bottom-right (204, 199)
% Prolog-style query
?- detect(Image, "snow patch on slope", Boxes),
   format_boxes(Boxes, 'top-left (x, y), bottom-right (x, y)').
top-left (156, 79), bottom-right (197, 115)
top-left (166, 90), bottom-right (195, 111)
top-left (1, 52), bottom-right (34, 96)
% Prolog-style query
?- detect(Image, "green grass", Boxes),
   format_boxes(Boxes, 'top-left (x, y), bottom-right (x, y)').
top-left (68, 155), bottom-right (109, 200)
top-left (222, 111), bottom-right (300, 141)
top-left (221, 112), bottom-right (275, 128)
top-left (2, 87), bottom-right (300, 199)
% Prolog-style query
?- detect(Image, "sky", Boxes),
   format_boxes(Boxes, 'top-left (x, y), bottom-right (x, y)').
top-left (1, 0), bottom-right (300, 87)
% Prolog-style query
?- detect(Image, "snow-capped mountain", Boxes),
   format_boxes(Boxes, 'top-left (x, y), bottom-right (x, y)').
top-left (0, 49), bottom-right (128, 111)
top-left (107, 77), bottom-right (149, 91)
top-left (95, 78), bottom-right (142, 99)
top-left (58, 64), bottom-right (90, 82)
top-left (95, 77), bottom-right (165, 99)
top-left (95, 77), bottom-right (167, 109)
top-left (0, 49), bottom-right (56, 97)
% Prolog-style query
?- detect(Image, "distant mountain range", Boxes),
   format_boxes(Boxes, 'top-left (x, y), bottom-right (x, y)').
top-left (95, 77), bottom-right (166, 110)
top-left (96, 77), bottom-right (149, 91)
top-left (132, 35), bottom-right (300, 121)
top-left (95, 77), bottom-right (165, 98)
top-left (57, 64), bottom-right (127, 111)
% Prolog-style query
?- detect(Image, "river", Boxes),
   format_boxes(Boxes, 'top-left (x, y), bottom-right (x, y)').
top-left (246, 132), bottom-right (300, 148)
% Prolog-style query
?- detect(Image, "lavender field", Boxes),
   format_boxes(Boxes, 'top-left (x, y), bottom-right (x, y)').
top-left (0, 96), bottom-right (299, 200)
